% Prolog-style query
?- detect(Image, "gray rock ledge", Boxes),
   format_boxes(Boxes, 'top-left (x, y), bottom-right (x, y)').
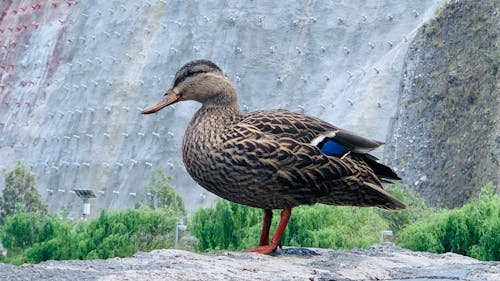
top-left (0, 244), bottom-right (498, 281)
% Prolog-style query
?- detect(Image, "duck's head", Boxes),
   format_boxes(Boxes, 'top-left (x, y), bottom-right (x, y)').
top-left (142, 60), bottom-right (237, 114)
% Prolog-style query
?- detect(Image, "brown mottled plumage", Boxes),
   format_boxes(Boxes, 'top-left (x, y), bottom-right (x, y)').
top-left (143, 59), bottom-right (405, 254)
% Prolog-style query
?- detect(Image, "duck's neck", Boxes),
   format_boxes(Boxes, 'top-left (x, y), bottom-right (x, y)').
top-left (199, 102), bottom-right (242, 126)
top-left (184, 102), bottom-right (242, 146)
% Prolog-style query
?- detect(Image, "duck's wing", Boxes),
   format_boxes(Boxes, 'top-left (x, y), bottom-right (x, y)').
top-left (242, 109), bottom-right (383, 154)
top-left (241, 109), bottom-right (400, 181)
top-left (221, 121), bottom-right (405, 210)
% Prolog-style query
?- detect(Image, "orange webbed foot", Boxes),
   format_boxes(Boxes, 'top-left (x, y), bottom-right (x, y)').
top-left (243, 243), bottom-right (278, 254)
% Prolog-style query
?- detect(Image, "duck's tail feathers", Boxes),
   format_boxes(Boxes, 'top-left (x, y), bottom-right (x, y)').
top-left (364, 154), bottom-right (401, 182)
top-left (362, 182), bottom-right (406, 210)
top-left (318, 180), bottom-right (406, 210)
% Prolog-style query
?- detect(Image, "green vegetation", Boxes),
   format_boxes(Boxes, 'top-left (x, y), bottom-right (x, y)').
top-left (190, 189), bottom-right (408, 252)
top-left (189, 184), bottom-right (437, 253)
top-left (143, 166), bottom-right (186, 217)
top-left (397, 183), bottom-right (499, 261)
top-left (0, 208), bottom-right (179, 264)
top-left (1, 162), bottom-right (497, 264)
top-left (190, 199), bottom-right (262, 251)
top-left (190, 184), bottom-right (499, 262)
top-left (377, 183), bottom-right (433, 234)
top-left (283, 204), bottom-right (388, 249)
top-left (0, 165), bottom-right (186, 265)
top-left (190, 200), bottom-right (389, 252)
top-left (0, 162), bottom-right (47, 224)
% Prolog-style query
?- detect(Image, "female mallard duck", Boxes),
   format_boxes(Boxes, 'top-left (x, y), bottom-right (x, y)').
top-left (143, 59), bottom-right (405, 254)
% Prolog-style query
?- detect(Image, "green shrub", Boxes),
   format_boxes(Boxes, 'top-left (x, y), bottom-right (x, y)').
top-left (0, 208), bottom-right (179, 264)
top-left (284, 205), bottom-right (388, 250)
top-left (377, 184), bottom-right (433, 234)
top-left (190, 200), bottom-right (261, 251)
top-left (397, 184), bottom-right (499, 261)
top-left (190, 200), bottom-right (389, 252)
top-left (471, 214), bottom-right (499, 261)
top-left (84, 208), bottom-right (178, 259)
top-left (1, 213), bottom-right (73, 264)
top-left (395, 211), bottom-right (448, 253)
top-left (1, 212), bottom-right (46, 251)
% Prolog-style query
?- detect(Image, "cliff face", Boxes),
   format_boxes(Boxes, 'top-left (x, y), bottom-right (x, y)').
top-left (0, 0), bottom-right (443, 217)
top-left (385, 0), bottom-right (499, 208)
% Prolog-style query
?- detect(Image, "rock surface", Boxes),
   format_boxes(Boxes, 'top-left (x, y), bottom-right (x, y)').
top-left (384, 0), bottom-right (499, 208)
top-left (0, 244), bottom-right (498, 281)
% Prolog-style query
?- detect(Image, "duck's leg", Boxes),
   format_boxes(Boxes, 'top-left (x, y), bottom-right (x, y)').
top-left (244, 208), bottom-right (291, 254)
top-left (259, 209), bottom-right (273, 246)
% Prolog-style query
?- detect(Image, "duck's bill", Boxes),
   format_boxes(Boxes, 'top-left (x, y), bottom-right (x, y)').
top-left (142, 90), bottom-right (180, 114)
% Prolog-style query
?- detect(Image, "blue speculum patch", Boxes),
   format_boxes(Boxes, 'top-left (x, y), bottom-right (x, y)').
top-left (319, 140), bottom-right (349, 156)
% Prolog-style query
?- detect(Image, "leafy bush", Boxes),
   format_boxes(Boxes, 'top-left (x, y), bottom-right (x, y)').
top-left (83, 208), bottom-right (178, 259)
top-left (397, 183), bottom-right (499, 261)
top-left (1, 213), bottom-right (75, 264)
top-left (190, 200), bottom-right (389, 252)
top-left (190, 200), bottom-right (262, 251)
top-left (1, 212), bottom-right (46, 251)
top-left (0, 165), bottom-right (186, 265)
top-left (394, 211), bottom-right (448, 253)
top-left (0, 208), bottom-right (179, 264)
top-left (23, 216), bottom-right (75, 263)
top-left (284, 204), bottom-right (388, 250)
top-left (377, 184), bottom-right (433, 234)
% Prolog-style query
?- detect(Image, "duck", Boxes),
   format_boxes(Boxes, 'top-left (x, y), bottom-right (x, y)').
top-left (142, 59), bottom-right (405, 254)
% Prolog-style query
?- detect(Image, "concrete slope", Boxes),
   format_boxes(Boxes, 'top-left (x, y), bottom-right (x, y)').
top-left (0, 1), bottom-right (442, 217)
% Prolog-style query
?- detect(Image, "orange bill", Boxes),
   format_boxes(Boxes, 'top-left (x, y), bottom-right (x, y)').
top-left (142, 90), bottom-right (181, 114)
